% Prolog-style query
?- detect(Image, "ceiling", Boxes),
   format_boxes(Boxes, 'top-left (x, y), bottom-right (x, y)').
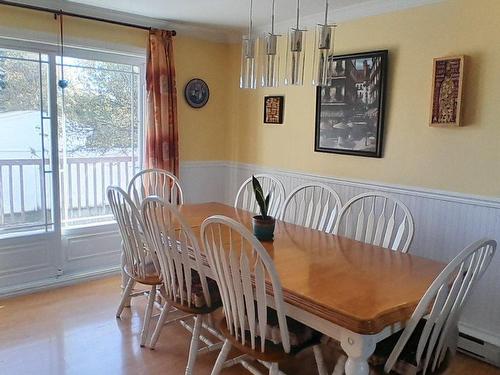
top-left (66, 0), bottom-right (378, 29)
top-left (10, 0), bottom-right (441, 42)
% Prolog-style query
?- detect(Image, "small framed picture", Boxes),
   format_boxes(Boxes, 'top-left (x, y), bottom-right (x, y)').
top-left (430, 56), bottom-right (464, 127)
top-left (264, 96), bottom-right (284, 124)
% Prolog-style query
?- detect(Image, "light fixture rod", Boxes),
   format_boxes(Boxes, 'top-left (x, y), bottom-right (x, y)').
top-left (271, 0), bottom-right (276, 35)
top-left (295, 0), bottom-right (300, 30)
top-left (248, 0), bottom-right (253, 39)
top-left (324, 0), bottom-right (329, 25)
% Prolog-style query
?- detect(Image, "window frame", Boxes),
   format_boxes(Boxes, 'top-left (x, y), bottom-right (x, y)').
top-left (0, 37), bottom-right (146, 239)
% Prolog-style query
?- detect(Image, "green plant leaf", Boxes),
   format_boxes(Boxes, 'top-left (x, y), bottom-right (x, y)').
top-left (264, 193), bottom-right (271, 217)
top-left (252, 175), bottom-right (268, 218)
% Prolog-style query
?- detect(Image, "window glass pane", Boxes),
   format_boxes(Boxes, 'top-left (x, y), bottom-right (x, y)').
top-left (56, 56), bottom-right (134, 73)
top-left (0, 48), bottom-right (42, 62)
top-left (57, 56), bottom-right (141, 226)
top-left (0, 48), bottom-right (54, 235)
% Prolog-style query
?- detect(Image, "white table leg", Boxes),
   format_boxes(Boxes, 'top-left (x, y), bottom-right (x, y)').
top-left (340, 331), bottom-right (376, 375)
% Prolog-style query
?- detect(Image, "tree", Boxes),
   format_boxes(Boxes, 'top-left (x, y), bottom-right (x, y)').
top-left (60, 59), bottom-right (139, 156)
top-left (0, 49), bottom-right (45, 113)
top-left (0, 50), bottom-right (139, 156)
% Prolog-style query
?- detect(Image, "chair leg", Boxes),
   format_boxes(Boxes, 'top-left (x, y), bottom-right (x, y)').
top-left (269, 363), bottom-right (279, 375)
top-left (185, 315), bottom-right (203, 375)
top-left (148, 300), bottom-right (170, 349)
top-left (313, 345), bottom-right (328, 375)
top-left (211, 339), bottom-right (232, 375)
top-left (116, 278), bottom-right (135, 318)
top-left (140, 285), bottom-right (156, 347)
top-left (332, 354), bottom-right (347, 375)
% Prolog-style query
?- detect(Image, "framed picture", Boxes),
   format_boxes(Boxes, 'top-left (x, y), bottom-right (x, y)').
top-left (314, 50), bottom-right (388, 158)
top-left (264, 96), bottom-right (284, 124)
top-left (429, 56), bottom-right (464, 127)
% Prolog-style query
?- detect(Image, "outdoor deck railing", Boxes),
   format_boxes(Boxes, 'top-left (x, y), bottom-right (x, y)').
top-left (0, 155), bottom-right (135, 228)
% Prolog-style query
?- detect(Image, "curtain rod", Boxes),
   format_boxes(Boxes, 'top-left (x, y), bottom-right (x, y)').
top-left (0, 0), bottom-right (177, 35)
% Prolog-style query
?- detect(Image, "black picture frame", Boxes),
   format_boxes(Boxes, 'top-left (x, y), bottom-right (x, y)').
top-left (314, 50), bottom-right (388, 158)
top-left (263, 96), bottom-right (284, 124)
top-left (184, 78), bottom-right (209, 108)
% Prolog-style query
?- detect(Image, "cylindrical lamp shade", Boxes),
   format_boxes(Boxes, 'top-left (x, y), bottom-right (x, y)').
top-left (312, 24), bottom-right (336, 86)
top-left (285, 28), bottom-right (306, 86)
top-left (240, 35), bottom-right (257, 89)
top-left (260, 34), bottom-right (280, 87)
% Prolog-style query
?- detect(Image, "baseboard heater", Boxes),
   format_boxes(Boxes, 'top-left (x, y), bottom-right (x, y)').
top-left (457, 331), bottom-right (500, 367)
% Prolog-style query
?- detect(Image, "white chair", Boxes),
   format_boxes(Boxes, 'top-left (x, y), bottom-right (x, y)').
top-left (142, 196), bottom-right (223, 374)
top-left (107, 186), bottom-right (163, 347)
top-left (234, 174), bottom-right (285, 218)
top-left (372, 238), bottom-right (497, 374)
top-left (280, 183), bottom-right (342, 232)
top-left (128, 168), bottom-right (184, 208)
top-left (333, 192), bottom-right (414, 252)
top-left (201, 215), bottom-right (328, 375)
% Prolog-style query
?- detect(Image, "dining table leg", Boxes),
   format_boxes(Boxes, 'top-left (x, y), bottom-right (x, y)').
top-left (340, 331), bottom-right (376, 375)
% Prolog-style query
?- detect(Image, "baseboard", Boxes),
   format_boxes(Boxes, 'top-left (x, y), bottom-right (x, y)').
top-left (457, 322), bottom-right (500, 367)
top-left (0, 266), bottom-right (121, 299)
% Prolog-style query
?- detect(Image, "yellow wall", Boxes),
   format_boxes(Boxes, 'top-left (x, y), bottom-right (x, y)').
top-left (175, 36), bottom-right (232, 161)
top-left (0, 5), bottom-right (232, 162)
top-left (227, 0), bottom-right (500, 197)
top-left (3, 1), bottom-right (500, 197)
top-left (0, 6), bottom-right (147, 50)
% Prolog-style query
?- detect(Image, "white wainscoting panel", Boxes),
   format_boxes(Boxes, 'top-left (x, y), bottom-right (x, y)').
top-left (213, 161), bottom-right (500, 347)
top-left (62, 224), bottom-right (122, 276)
top-left (180, 161), bottom-right (229, 204)
top-left (0, 234), bottom-right (57, 290)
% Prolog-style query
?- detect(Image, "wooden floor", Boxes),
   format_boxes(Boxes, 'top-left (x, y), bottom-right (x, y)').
top-left (0, 276), bottom-right (498, 375)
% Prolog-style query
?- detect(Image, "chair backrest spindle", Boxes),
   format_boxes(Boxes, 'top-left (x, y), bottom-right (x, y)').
top-left (384, 239), bottom-right (497, 374)
top-left (281, 183), bottom-right (342, 232)
top-left (234, 174), bottom-right (285, 218)
top-left (128, 168), bottom-right (184, 208)
top-left (107, 186), bottom-right (159, 280)
top-left (333, 192), bottom-right (414, 252)
top-left (142, 196), bottom-right (212, 309)
top-left (201, 215), bottom-right (291, 353)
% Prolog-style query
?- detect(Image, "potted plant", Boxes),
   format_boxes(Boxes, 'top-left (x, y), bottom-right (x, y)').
top-left (251, 175), bottom-right (275, 241)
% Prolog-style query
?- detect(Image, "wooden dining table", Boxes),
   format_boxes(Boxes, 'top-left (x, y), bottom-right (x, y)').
top-left (176, 202), bottom-right (445, 375)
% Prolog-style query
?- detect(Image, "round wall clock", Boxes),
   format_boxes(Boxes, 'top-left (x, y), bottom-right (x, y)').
top-left (184, 78), bottom-right (209, 108)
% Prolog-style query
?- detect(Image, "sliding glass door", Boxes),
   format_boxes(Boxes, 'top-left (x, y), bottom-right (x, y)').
top-left (0, 41), bottom-right (144, 238)
top-left (0, 47), bottom-right (56, 236)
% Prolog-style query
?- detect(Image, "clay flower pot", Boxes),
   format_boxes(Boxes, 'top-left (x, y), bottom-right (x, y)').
top-left (252, 215), bottom-right (275, 241)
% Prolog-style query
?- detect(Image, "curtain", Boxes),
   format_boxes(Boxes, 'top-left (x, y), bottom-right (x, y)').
top-left (146, 29), bottom-right (179, 176)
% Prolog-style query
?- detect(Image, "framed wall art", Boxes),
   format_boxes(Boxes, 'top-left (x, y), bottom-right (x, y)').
top-left (314, 50), bottom-right (388, 158)
top-left (429, 56), bottom-right (464, 127)
top-left (184, 78), bottom-right (209, 108)
top-left (263, 96), bottom-right (284, 124)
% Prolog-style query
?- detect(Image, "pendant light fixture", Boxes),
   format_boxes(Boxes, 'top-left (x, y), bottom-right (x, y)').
top-left (312, 0), bottom-right (336, 86)
top-left (284, 0), bottom-right (306, 86)
top-left (58, 13), bottom-right (68, 89)
top-left (260, 0), bottom-right (280, 88)
top-left (240, 0), bottom-right (257, 89)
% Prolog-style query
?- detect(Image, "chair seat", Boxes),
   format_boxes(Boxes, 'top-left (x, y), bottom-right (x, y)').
top-left (369, 320), bottom-right (450, 374)
top-left (160, 270), bottom-right (222, 314)
top-left (124, 262), bottom-right (162, 285)
top-left (218, 307), bottom-right (322, 363)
